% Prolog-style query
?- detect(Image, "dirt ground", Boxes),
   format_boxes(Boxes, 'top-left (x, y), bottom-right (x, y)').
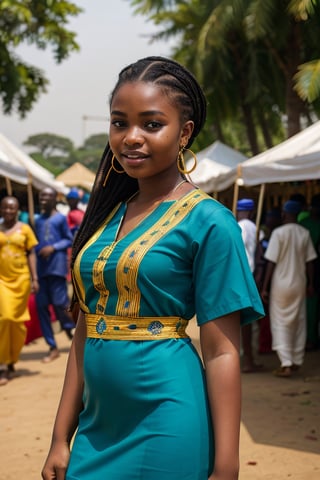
top-left (0, 319), bottom-right (319, 480)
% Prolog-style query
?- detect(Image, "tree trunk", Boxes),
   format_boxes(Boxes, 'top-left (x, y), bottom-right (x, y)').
top-left (230, 38), bottom-right (259, 155)
top-left (257, 110), bottom-right (273, 149)
top-left (241, 102), bottom-right (260, 155)
top-left (285, 23), bottom-right (305, 137)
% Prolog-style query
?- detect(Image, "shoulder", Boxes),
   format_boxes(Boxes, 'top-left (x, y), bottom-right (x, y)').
top-left (19, 222), bottom-right (33, 233)
top-left (185, 190), bottom-right (241, 241)
top-left (189, 189), bottom-right (234, 219)
top-left (53, 211), bottom-right (68, 223)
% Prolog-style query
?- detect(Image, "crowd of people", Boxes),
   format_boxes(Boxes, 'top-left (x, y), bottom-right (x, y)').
top-left (0, 55), bottom-right (319, 479)
top-left (237, 194), bottom-right (320, 378)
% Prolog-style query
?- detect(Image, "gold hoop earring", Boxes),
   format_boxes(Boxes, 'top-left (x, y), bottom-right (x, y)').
top-left (177, 147), bottom-right (197, 174)
top-left (112, 154), bottom-right (125, 173)
top-left (103, 155), bottom-right (125, 187)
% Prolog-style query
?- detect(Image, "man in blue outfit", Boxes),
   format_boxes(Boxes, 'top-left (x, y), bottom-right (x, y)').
top-left (35, 187), bottom-right (75, 363)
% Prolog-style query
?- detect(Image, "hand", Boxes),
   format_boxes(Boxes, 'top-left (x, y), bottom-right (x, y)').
top-left (39, 245), bottom-right (55, 258)
top-left (41, 442), bottom-right (70, 480)
top-left (31, 279), bottom-right (39, 294)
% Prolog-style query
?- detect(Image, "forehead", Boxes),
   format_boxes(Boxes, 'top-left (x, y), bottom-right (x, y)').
top-left (111, 81), bottom-right (177, 113)
top-left (40, 188), bottom-right (55, 198)
top-left (1, 197), bottom-right (18, 208)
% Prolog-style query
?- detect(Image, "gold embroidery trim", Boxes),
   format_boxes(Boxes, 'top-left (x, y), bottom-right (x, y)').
top-left (115, 190), bottom-right (208, 317)
top-left (85, 313), bottom-right (189, 340)
top-left (72, 203), bottom-right (122, 311)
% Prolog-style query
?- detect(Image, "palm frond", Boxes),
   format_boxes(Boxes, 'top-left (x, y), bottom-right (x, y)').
top-left (287, 0), bottom-right (316, 20)
top-left (294, 59), bottom-right (320, 101)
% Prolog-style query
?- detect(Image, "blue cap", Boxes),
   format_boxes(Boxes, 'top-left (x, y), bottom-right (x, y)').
top-left (283, 200), bottom-right (301, 214)
top-left (237, 198), bottom-right (255, 211)
top-left (66, 188), bottom-right (80, 200)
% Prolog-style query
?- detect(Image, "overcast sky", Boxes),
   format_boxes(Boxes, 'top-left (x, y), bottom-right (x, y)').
top-left (1, 0), bottom-right (172, 149)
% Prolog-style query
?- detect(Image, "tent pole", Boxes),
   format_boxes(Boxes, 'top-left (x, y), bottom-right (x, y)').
top-left (5, 177), bottom-right (12, 196)
top-left (256, 183), bottom-right (266, 242)
top-left (27, 175), bottom-right (35, 227)
top-left (232, 182), bottom-right (239, 215)
top-left (232, 164), bottom-right (242, 214)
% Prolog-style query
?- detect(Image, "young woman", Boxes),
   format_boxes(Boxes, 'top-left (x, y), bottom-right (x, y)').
top-left (0, 196), bottom-right (38, 385)
top-left (42, 56), bottom-right (264, 480)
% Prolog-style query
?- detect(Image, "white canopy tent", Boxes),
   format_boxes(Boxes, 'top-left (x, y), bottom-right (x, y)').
top-left (0, 132), bottom-right (66, 192)
top-left (240, 121), bottom-right (320, 186)
top-left (0, 132), bottom-right (67, 224)
top-left (188, 140), bottom-right (248, 193)
top-left (233, 120), bottom-right (320, 230)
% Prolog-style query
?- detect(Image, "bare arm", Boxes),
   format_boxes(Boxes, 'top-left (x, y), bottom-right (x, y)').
top-left (42, 311), bottom-right (86, 480)
top-left (27, 248), bottom-right (39, 293)
top-left (200, 311), bottom-right (241, 480)
top-left (261, 260), bottom-right (276, 303)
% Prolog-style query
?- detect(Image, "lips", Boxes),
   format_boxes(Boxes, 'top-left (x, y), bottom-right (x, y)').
top-left (122, 151), bottom-right (149, 165)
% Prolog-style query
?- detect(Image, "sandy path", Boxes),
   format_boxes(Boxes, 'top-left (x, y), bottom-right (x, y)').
top-left (0, 320), bottom-right (319, 479)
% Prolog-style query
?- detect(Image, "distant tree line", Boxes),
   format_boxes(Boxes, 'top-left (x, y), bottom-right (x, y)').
top-left (2, 0), bottom-right (320, 160)
top-left (23, 132), bottom-right (108, 175)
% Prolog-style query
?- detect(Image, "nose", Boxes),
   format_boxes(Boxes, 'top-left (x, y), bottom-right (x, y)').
top-left (124, 126), bottom-right (144, 146)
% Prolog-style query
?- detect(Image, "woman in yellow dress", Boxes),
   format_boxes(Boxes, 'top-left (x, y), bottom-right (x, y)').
top-left (0, 196), bottom-right (39, 386)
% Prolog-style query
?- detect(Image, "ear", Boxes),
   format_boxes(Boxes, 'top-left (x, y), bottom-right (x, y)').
top-left (179, 120), bottom-right (194, 147)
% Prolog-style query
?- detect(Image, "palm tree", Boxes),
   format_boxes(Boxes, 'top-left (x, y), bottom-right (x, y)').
top-left (128, 0), bottom-right (320, 146)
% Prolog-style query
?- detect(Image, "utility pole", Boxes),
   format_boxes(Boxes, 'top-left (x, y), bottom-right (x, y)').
top-left (82, 115), bottom-right (108, 142)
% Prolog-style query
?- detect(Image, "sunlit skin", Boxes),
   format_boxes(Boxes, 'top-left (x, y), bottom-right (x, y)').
top-left (109, 82), bottom-right (194, 198)
top-left (0, 197), bottom-right (19, 228)
top-left (0, 196), bottom-right (39, 294)
top-left (109, 82), bottom-right (195, 240)
top-left (39, 187), bottom-right (57, 215)
top-left (38, 187), bottom-right (57, 259)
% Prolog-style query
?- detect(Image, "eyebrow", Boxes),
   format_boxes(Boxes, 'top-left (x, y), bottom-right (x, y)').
top-left (111, 110), bottom-right (166, 117)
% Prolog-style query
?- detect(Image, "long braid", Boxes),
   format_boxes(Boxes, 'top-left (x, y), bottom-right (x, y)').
top-left (71, 144), bottom-right (137, 266)
top-left (71, 56), bottom-right (207, 294)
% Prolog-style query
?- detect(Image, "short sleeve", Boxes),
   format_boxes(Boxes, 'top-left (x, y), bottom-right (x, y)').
top-left (264, 230), bottom-right (280, 263)
top-left (23, 224), bottom-right (38, 251)
top-left (192, 202), bottom-right (264, 326)
top-left (306, 234), bottom-right (317, 262)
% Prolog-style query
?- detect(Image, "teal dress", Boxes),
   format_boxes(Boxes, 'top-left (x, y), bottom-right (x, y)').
top-left (67, 190), bottom-right (263, 480)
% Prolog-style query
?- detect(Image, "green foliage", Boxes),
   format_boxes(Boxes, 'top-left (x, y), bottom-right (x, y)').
top-left (82, 133), bottom-right (108, 151)
top-left (128, 0), bottom-right (320, 150)
top-left (0, 0), bottom-right (82, 117)
top-left (24, 132), bottom-right (108, 175)
top-left (29, 151), bottom-right (62, 176)
top-left (294, 60), bottom-right (320, 102)
top-left (23, 132), bottom-right (74, 158)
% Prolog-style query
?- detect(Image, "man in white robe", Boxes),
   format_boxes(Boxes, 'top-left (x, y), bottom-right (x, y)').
top-left (262, 200), bottom-right (317, 377)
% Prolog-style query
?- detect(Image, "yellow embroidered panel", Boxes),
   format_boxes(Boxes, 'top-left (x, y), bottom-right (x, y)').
top-left (115, 190), bottom-right (209, 317)
top-left (73, 203), bottom-right (121, 313)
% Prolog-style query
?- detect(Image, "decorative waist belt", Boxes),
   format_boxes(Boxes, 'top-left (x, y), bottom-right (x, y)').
top-left (85, 314), bottom-right (189, 341)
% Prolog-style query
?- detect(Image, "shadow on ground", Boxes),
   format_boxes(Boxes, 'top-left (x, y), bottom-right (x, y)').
top-left (241, 349), bottom-right (320, 454)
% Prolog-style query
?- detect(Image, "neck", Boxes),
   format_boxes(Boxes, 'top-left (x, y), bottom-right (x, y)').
top-left (136, 176), bottom-right (186, 204)
top-left (3, 219), bottom-right (17, 229)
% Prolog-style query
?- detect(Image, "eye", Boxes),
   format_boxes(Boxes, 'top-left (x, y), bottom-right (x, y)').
top-left (145, 120), bottom-right (163, 129)
top-left (111, 119), bottom-right (127, 128)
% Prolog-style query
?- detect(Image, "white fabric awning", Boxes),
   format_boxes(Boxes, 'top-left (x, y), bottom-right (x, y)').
top-left (188, 140), bottom-right (247, 192)
top-left (240, 121), bottom-right (320, 186)
top-left (0, 132), bottom-right (67, 192)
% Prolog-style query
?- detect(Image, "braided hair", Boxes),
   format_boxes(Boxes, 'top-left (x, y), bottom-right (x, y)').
top-left (71, 56), bottom-right (207, 271)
